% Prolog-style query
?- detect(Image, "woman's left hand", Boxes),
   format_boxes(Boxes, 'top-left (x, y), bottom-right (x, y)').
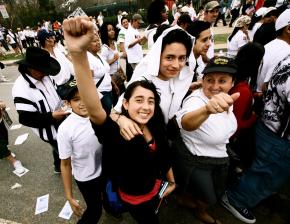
top-left (161, 182), bottom-right (176, 198)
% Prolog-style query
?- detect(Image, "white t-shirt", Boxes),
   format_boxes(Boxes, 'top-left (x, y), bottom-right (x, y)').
top-left (206, 27), bottom-right (214, 60)
top-left (97, 15), bottom-right (104, 27)
top-left (125, 26), bottom-right (143, 64)
top-left (117, 24), bottom-right (131, 44)
top-left (188, 6), bottom-right (197, 21)
top-left (58, 112), bottom-right (102, 182)
top-left (227, 30), bottom-right (249, 58)
top-left (144, 25), bottom-right (157, 51)
top-left (256, 38), bottom-right (290, 92)
top-left (196, 56), bottom-right (205, 80)
top-left (18, 31), bottom-right (26, 40)
top-left (176, 89), bottom-right (237, 158)
top-left (248, 22), bottom-right (262, 41)
top-left (7, 31), bottom-right (16, 44)
top-left (117, 27), bottom-right (126, 44)
top-left (87, 51), bottom-right (112, 93)
top-left (261, 54), bottom-right (290, 140)
top-left (101, 43), bottom-right (120, 74)
top-left (50, 47), bottom-right (74, 85)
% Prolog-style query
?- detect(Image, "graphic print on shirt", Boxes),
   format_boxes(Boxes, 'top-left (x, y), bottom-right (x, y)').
top-left (262, 54), bottom-right (290, 132)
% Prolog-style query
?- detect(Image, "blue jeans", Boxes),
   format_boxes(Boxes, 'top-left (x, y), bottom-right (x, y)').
top-left (101, 91), bottom-right (113, 115)
top-left (227, 120), bottom-right (290, 208)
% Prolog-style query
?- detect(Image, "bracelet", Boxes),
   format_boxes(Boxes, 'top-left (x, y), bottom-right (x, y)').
top-left (116, 114), bottom-right (121, 124)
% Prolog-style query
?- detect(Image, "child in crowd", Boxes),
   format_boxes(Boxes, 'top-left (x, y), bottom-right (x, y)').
top-left (57, 80), bottom-right (103, 224)
top-left (0, 100), bottom-right (25, 174)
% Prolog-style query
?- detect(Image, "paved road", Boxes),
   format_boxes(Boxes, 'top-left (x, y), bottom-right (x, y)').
top-left (1, 67), bottom-right (290, 224)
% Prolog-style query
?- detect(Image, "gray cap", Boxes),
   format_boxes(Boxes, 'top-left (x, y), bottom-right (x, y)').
top-left (205, 1), bottom-right (220, 11)
top-left (132, 13), bottom-right (144, 23)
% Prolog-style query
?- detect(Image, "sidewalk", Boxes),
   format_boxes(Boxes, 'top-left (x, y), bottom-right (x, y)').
top-left (1, 25), bottom-right (232, 67)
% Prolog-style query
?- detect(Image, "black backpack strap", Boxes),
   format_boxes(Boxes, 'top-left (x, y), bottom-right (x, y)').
top-left (96, 75), bottom-right (105, 88)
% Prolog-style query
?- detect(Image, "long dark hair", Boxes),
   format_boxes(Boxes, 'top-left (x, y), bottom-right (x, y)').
top-left (147, 0), bottom-right (166, 25)
top-left (235, 42), bottom-right (265, 89)
top-left (228, 27), bottom-right (240, 42)
top-left (121, 80), bottom-right (167, 141)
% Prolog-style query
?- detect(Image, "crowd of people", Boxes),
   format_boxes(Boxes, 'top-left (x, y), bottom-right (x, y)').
top-left (1, 0), bottom-right (290, 223)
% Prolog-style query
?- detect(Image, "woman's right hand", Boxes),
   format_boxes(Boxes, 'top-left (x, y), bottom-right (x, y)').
top-left (205, 92), bottom-right (240, 114)
top-left (118, 115), bottom-right (143, 140)
top-left (68, 198), bottom-right (84, 217)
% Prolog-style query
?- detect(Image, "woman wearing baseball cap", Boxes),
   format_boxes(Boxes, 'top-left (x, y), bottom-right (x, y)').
top-left (173, 56), bottom-right (239, 224)
top-left (227, 15), bottom-right (251, 58)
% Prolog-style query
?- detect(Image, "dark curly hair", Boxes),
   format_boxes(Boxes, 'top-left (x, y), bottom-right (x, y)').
top-left (100, 22), bottom-right (118, 46)
top-left (147, 0), bottom-right (167, 25)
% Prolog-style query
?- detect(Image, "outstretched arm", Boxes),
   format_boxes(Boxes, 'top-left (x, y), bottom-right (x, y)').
top-left (62, 17), bottom-right (106, 125)
top-left (181, 92), bottom-right (240, 131)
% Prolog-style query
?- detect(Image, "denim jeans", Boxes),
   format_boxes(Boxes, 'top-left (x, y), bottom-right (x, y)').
top-left (227, 120), bottom-right (290, 208)
top-left (101, 91), bottom-right (113, 115)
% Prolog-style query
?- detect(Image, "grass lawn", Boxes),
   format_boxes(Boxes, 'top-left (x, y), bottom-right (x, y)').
top-left (0, 53), bottom-right (24, 61)
top-left (214, 33), bottom-right (229, 44)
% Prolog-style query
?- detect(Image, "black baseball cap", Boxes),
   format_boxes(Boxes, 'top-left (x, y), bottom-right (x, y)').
top-left (203, 56), bottom-right (237, 75)
top-left (59, 79), bottom-right (78, 101)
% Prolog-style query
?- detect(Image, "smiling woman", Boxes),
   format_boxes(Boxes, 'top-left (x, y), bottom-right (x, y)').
top-left (112, 27), bottom-right (194, 136)
top-left (173, 56), bottom-right (239, 224)
top-left (62, 17), bottom-right (177, 224)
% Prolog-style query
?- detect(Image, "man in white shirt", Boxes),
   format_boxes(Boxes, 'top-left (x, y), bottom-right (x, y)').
top-left (203, 1), bottom-right (220, 62)
top-left (256, 9), bottom-right (290, 93)
top-left (97, 12), bottom-right (104, 27)
top-left (12, 47), bottom-right (68, 173)
top-left (221, 11), bottom-right (290, 224)
top-left (125, 14), bottom-right (146, 70)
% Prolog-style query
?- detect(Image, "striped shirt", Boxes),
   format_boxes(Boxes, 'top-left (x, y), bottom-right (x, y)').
top-left (12, 73), bottom-right (61, 142)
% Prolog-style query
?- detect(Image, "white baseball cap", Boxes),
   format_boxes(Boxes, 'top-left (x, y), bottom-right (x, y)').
top-left (122, 11), bottom-right (128, 16)
top-left (255, 7), bottom-right (268, 17)
top-left (263, 6), bottom-right (277, 17)
top-left (275, 0), bottom-right (285, 7)
top-left (275, 9), bottom-right (290, 31)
